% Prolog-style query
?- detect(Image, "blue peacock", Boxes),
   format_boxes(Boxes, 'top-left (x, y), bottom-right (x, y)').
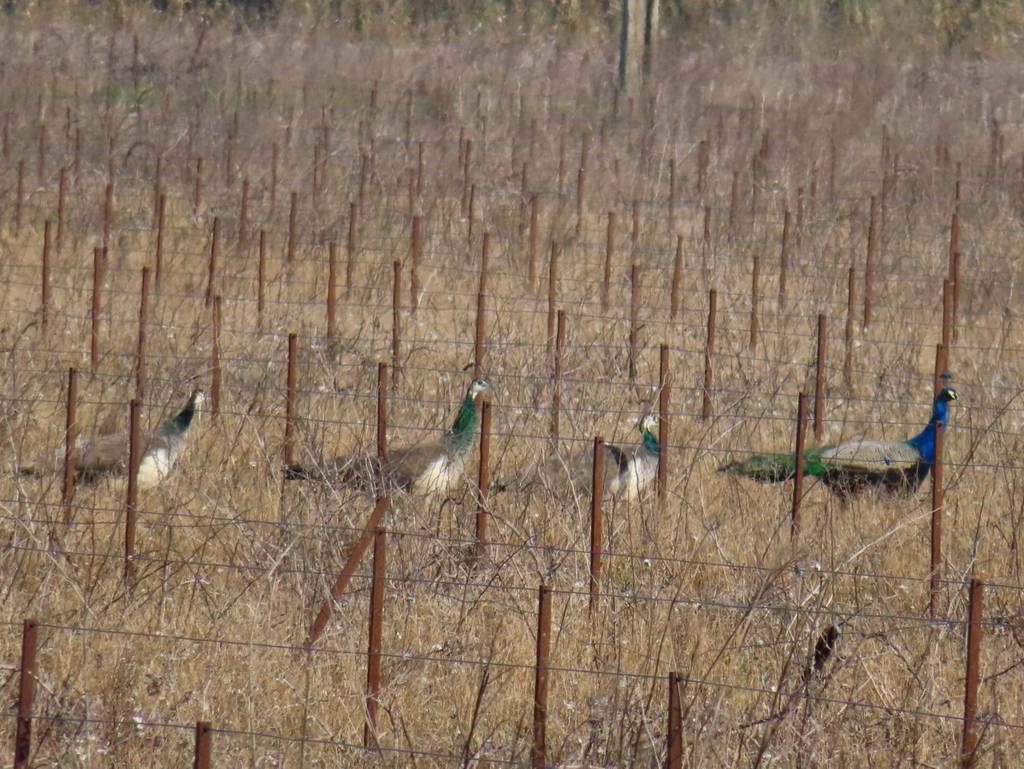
top-left (721, 387), bottom-right (958, 495)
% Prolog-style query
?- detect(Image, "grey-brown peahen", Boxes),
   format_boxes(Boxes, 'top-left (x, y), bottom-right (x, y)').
top-left (285, 378), bottom-right (489, 496)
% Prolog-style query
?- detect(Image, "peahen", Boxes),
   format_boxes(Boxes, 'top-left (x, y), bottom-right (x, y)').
top-left (20, 389), bottom-right (206, 488)
top-left (721, 387), bottom-right (958, 495)
top-left (285, 378), bottom-right (489, 496)
top-left (500, 414), bottom-right (661, 503)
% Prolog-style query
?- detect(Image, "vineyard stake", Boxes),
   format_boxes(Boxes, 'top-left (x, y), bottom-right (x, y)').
top-left (193, 721), bottom-right (212, 769)
top-left (701, 289), bottom-right (717, 420)
top-left (56, 168), bottom-right (66, 252)
top-left (475, 400), bottom-right (492, 559)
top-left (589, 437), bottom-right (604, 616)
top-left (813, 314), bottom-right (827, 442)
top-left (155, 193), bottom-right (166, 289)
top-left (749, 251), bottom-right (760, 351)
top-left (552, 310), bottom-right (565, 440)
top-left (257, 230), bottom-right (266, 335)
top-left (603, 211), bottom-right (615, 311)
top-left (124, 399), bottom-right (141, 587)
top-left (211, 296), bottom-right (222, 416)
top-left (40, 220), bottom-right (50, 332)
top-left (667, 671), bottom-right (682, 769)
top-left (13, 619), bottom-right (38, 769)
top-left (658, 345), bottom-right (670, 501)
top-left (961, 577), bottom-right (983, 769)
top-left (778, 210), bottom-right (791, 310)
top-left (326, 242), bottom-right (337, 340)
top-left (90, 247), bottom-right (103, 370)
top-left (670, 234), bottom-right (683, 322)
top-left (864, 195), bottom-right (878, 328)
top-left (286, 191), bottom-right (297, 265)
top-left (364, 528), bottom-right (386, 749)
top-left (284, 334), bottom-right (297, 467)
top-left (205, 217), bottom-right (219, 307)
top-left (392, 260), bottom-right (401, 391)
top-left (528, 194), bottom-right (539, 292)
top-left (307, 496), bottom-right (390, 646)
top-left (135, 268), bottom-right (149, 404)
top-left (346, 201), bottom-right (357, 296)
top-left (532, 584), bottom-right (552, 769)
top-left (377, 362), bottom-right (388, 468)
top-left (628, 263), bottom-right (640, 381)
top-left (61, 368), bottom-right (78, 524)
top-left (791, 392), bottom-right (807, 540)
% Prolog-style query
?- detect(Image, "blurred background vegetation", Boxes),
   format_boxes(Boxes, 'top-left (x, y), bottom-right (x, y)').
top-left (1, 0), bottom-right (1021, 56)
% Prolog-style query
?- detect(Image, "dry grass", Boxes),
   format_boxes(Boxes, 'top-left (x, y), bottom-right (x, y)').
top-left (1, 8), bottom-right (1024, 768)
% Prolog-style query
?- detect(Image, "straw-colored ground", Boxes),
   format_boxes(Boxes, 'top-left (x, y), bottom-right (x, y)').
top-left (1, 9), bottom-right (1023, 768)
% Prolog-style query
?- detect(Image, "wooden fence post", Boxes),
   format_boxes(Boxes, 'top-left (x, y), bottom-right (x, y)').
top-left (364, 528), bottom-right (386, 749)
top-left (135, 268), bottom-right (149, 404)
top-left (284, 334), bottom-right (297, 467)
top-left (791, 392), bottom-right (807, 540)
top-left (589, 437), bottom-right (604, 616)
top-left (628, 263), bottom-right (640, 381)
top-left (211, 296), bottom-right (222, 416)
top-left (961, 577), bottom-right (983, 769)
top-left (701, 289), bottom-right (717, 420)
top-left (670, 234), bottom-right (683, 322)
top-left (532, 585), bottom-right (552, 769)
top-left (863, 195), bottom-right (878, 328)
top-left (61, 368), bottom-right (78, 524)
top-left (604, 211), bottom-right (615, 311)
top-left (13, 619), bottom-right (38, 769)
top-left (124, 399), bottom-right (141, 587)
top-left (813, 314), bottom-right (827, 443)
top-left (658, 345), bottom-right (670, 501)
top-left (476, 400), bottom-right (492, 559)
top-left (666, 671), bottom-right (682, 769)
top-left (193, 721), bottom-right (212, 769)
top-left (930, 369), bottom-right (945, 618)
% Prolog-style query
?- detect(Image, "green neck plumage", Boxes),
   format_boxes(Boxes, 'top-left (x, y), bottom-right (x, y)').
top-left (161, 395), bottom-right (198, 435)
top-left (641, 426), bottom-right (660, 455)
top-left (444, 395), bottom-right (479, 454)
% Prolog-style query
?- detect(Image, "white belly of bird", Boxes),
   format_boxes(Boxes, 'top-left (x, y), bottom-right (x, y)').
top-left (609, 457), bottom-right (657, 502)
top-left (411, 456), bottom-right (461, 496)
top-left (136, 447), bottom-right (175, 488)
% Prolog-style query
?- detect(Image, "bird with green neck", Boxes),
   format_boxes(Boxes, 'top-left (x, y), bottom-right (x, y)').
top-left (20, 389), bottom-right (206, 488)
top-left (498, 413), bottom-right (661, 503)
top-left (286, 378), bottom-right (490, 496)
top-left (721, 387), bottom-right (958, 496)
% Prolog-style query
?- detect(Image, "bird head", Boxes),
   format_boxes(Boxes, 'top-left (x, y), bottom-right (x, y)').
top-left (938, 386), bottom-right (958, 403)
top-left (639, 414), bottom-right (658, 434)
top-left (468, 378), bottom-right (490, 400)
top-left (190, 388), bottom-right (207, 409)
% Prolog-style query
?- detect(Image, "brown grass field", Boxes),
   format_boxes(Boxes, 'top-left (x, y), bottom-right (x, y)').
top-left (1, 7), bottom-right (1024, 768)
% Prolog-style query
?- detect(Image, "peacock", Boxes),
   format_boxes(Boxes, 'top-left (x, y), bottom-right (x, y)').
top-left (500, 414), bottom-right (661, 503)
top-left (20, 389), bottom-right (206, 488)
top-left (721, 387), bottom-right (958, 495)
top-left (285, 378), bottom-right (489, 496)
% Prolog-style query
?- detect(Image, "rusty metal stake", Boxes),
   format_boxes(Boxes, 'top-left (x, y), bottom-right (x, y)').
top-left (284, 334), bottom-right (297, 467)
top-left (750, 252), bottom-right (760, 351)
top-left (813, 314), bottom-right (827, 443)
top-left (961, 577), bottom-right (983, 769)
top-left (392, 261), bottom-right (401, 391)
top-left (667, 671), bottom-right (682, 769)
top-left (864, 195), bottom-right (878, 328)
top-left (135, 268), bottom-right (149, 404)
top-left (532, 584), bottom-right (552, 769)
top-left (307, 496), bottom-right (390, 646)
top-left (124, 399), bottom-right (141, 587)
top-left (14, 619), bottom-right (38, 769)
top-left (476, 400), bottom-right (492, 559)
top-left (90, 247), bottom-right (103, 370)
top-left (701, 289), bottom-right (717, 420)
top-left (205, 217), bottom-right (219, 307)
top-left (193, 721), bottom-right (212, 769)
top-left (658, 345), bottom-right (670, 501)
top-left (40, 220), bottom-right (51, 331)
top-left (791, 392), bottom-right (807, 540)
top-left (930, 381), bottom-right (945, 618)
top-left (364, 528), bottom-right (386, 749)
top-left (589, 438), bottom-right (604, 616)
top-left (628, 263), bottom-right (640, 381)
top-left (61, 368), bottom-right (78, 524)
top-left (670, 233), bottom-right (683, 322)
top-left (211, 296), bottom-right (221, 415)
top-left (552, 310), bottom-right (565, 440)
top-left (327, 242), bottom-right (337, 340)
